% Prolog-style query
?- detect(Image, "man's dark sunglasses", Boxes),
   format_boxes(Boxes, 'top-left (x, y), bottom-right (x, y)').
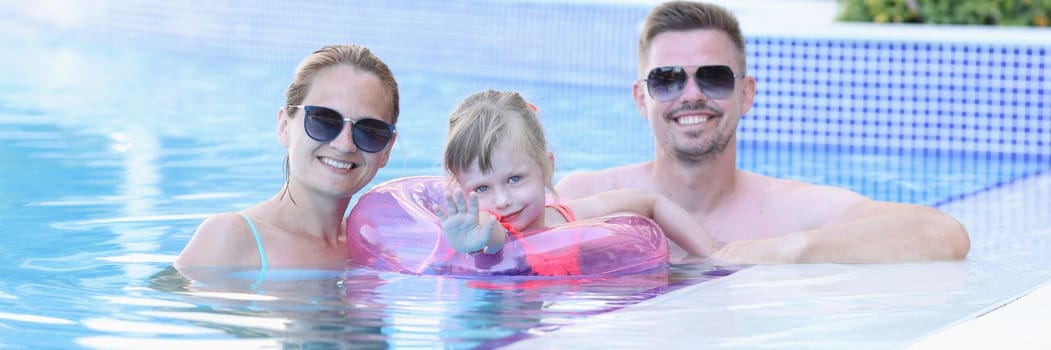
top-left (643, 65), bottom-right (744, 102)
top-left (289, 105), bottom-right (396, 153)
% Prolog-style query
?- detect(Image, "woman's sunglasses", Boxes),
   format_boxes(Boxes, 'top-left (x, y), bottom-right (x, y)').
top-left (643, 65), bottom-right (744, 102)
top-left (289, 105), bottom-right (396, 153)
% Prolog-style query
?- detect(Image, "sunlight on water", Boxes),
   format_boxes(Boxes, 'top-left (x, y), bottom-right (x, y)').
top-left (0, 312), bottom-right (77, 325)
top-left (75, 337), bottom-right (281, 350)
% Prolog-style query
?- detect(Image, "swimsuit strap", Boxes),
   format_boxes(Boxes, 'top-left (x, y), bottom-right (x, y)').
top-left (547, 204), bottom-right (576, 223)
top-left (239, 213), bottom-right (269, 270)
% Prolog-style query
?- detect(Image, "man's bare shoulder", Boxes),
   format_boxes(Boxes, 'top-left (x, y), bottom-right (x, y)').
top-left (743, 171), bottom-right (867, 203)
top-left (741, 170), bottom-right (872, 226)
top-left (555, 162), bottom-right (653, 200)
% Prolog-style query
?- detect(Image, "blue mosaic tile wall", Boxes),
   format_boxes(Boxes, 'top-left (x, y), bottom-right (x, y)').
top-left (746, 39), bottom-right (1048, 156)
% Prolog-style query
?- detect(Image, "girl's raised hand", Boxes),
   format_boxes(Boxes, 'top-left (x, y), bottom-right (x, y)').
top-left (433, 190), bottom-right (498, 253)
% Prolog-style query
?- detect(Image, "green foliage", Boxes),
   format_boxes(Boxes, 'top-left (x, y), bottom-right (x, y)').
top-left (838, 0), bottom-right (1051, 26)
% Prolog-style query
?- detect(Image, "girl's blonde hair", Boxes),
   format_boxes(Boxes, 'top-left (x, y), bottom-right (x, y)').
top-left (444, 89), bottom-right (555, 193)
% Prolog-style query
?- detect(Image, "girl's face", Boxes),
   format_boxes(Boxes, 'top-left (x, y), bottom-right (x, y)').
top-left (278, 66), bottom-right (395, 200)
top-left (454, 138), bottom-right (548, 231)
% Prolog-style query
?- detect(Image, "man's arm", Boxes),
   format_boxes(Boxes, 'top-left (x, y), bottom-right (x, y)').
top-left (568, 189), bottom-right (721, 256)
top-left (555, 170), bottom-right (614, 200)
top-left (713, 198), bottom-right (970, 264)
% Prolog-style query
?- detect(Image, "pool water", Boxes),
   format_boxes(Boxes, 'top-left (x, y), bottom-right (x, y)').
top-left (2, 1), bottom-right (1050, 349)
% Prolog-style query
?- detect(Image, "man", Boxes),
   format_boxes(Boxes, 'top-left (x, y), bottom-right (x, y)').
top-left (555, 1), bottom-right (969, 264)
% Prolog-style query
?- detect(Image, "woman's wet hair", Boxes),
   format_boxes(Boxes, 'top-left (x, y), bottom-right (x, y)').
top-left (284, 44), bottom-right (399, 124)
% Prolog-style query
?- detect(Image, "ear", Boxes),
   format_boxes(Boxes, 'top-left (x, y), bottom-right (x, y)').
top-left (632, 79), bottom-right (648, 120)
top-left (738, 75), bottom-right (756, 117)
top-left (277, 106), bottom-right (292, 148)
top-left (545, 151), bottom-right (555, 184)
top-left (542, 150), bottom-right (559, 192)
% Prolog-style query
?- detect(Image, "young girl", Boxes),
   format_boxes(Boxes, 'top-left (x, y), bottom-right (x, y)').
top-left (434, 89), bottom-right (719, 259)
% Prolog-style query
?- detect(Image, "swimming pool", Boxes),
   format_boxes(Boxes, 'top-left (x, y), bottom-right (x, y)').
top-left (2, 0), bottom-right (1049, 348)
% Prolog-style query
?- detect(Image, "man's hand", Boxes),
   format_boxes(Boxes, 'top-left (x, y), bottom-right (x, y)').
top-left (708, 234), bottom-right (806, 265)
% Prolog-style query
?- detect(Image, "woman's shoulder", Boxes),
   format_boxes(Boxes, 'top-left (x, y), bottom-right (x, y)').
top-left (174, 212), bottom-right (258, 267)
top-left (197, 212), bottom-right (254, 235)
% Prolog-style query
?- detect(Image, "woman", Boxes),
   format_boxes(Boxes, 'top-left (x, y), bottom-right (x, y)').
top-left (175, 44), bottom-right (400, 268)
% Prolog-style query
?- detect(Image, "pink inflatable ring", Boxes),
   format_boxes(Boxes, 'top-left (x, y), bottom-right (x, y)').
top-left (346, 176), bottom-right (670, 277)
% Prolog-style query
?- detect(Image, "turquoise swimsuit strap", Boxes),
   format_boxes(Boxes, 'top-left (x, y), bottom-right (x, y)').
top-left (239, 213), bottom-right (269, 271)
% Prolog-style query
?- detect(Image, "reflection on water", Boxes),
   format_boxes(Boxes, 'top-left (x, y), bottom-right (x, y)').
top-left (121, 264), bottom-right (739, 349)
